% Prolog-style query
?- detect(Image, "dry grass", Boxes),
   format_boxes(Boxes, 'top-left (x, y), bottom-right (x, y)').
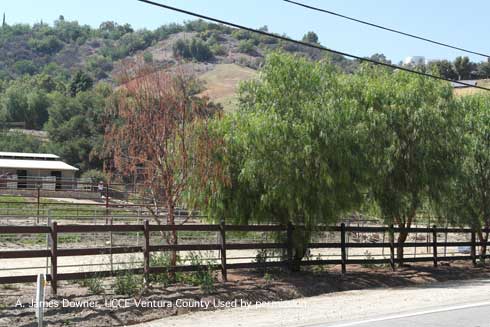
top-left (453, 79), bottom-right (490, 97)
top-left (198, 64), bottom-right (257, 112)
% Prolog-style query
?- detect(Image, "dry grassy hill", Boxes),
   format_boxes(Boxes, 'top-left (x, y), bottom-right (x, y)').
top-left (198, 64), bottom-right (257, 112)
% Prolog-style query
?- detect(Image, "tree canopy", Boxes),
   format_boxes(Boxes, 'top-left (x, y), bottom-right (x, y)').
top-left (191, 53), bottom-right (370, 264)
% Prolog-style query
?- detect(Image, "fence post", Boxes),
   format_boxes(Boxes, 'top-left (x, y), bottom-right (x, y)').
top-left (50, 222), bottom-right (58, 295)
top-left (287, 222), bottom-right (294, 271)
top-left (389, 224), bottom-right (395, 271)
top-left (105, 183), bottom-right (109, 221)
top-left (219, 218), bottom-right (227, 282)
top-left (143, 220), bottom-right (150, 284)
top-left (432, 225), bottom-right (438, 267)
top-left (471, 229), bottom-right (477, 267)
top-left (36, 184), bottom-right (40, 224)
top-left (341, 223), bottom-right (347, 274)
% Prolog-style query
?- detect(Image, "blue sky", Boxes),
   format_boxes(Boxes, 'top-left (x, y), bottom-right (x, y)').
top-left (2, 0), bottom-right (489, 63)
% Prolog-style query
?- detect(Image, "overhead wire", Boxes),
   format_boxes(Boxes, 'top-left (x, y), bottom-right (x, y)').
top-left (284, 0), bottom-right (490, 60)
top-left (135, 0), bottom-right (490, 91)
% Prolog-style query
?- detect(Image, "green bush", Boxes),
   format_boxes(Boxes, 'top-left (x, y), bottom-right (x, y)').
top-left (143, 51), bottom-right (153, 63)
top-left (79, 277), bottom-right (104, 295)
top-left (211, 44), bottom-right (226, 56)
top-left (28, 35), bottom-right (64, 55)
top-left (0, 131), bottom-right (44, 152)
top-left (231, 29), bottom-right (251, 40)
top-left (173, 38), bottom-right (213, 62)
top-left (149, 252), bottom-right (174, 286)
top-left (238, 40), bottom-right (255, 55)
top-left (183, 252), bottom-right (216, 293)
top-left (13, 60), bottom-right (38, 76)
top-left (80, 169), bottom-right (107, 183)
top-left (113, 271), bottom-right (143, 296)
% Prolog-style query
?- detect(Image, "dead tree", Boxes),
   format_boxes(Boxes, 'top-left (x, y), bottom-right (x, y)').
top-left (105, 67), bottom-right (221, 271)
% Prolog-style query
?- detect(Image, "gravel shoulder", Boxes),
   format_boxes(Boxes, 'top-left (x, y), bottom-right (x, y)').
top-left (138, 277), bottom-right (490, 327)
top-left (2, 262), bottom-right (490, 326)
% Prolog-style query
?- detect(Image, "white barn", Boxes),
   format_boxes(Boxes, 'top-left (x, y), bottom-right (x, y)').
top-left (0, 152), bottom-right (78, 190)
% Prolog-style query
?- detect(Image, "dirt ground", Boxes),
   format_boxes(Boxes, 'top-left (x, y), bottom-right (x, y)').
top-left (2, 261), bottom-right (490, 326)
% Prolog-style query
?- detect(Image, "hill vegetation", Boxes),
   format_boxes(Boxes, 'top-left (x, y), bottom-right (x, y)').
top-left (0, 16), bottom-right (489, 174)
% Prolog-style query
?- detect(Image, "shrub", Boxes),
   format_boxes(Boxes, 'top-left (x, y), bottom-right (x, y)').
top-left (113, 271), bottom-right (143, 296)
top-left (0, 131), bottom-right (44, 153)
top-left (184, 19), bottom-right (210, 32)
top-left (238, 40), bottom-right (255, 55)
top-left (79, 277), bottom-right (104, 295)
top-left (173, 39), bottom-right (191, 58)
top-left (254, 248), bottom-right (280, 275)
top-left (263, 272), bottom-right (273, 286)
top-left (189, 38), bottom-right (213, 61)
top-left (154, 23), bottom-right (184, 40)
top-left (80, 169), bottom-right (107, 183)
top-left (143, 51), bottom-right (153, 63)
top-left (86, 55), bottom-right (113, 80)
top-left (149, 252), bottom-right (173, 286)
top-left (13, 60), bottom-right (38, 76)
top-left (211, 44), bottom-right (226, 56)
top-left (172, 38), bottom-right (213, 62)
top-left (183, 252), bottom-right (216, 293)
top-left (231, 29), bottom-right (251, 40)
top-left (28, 35), bottom-right (64, 55)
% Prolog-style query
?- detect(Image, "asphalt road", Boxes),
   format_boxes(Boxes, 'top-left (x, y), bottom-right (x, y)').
top-left (322, 302), bottom-right (490, 327)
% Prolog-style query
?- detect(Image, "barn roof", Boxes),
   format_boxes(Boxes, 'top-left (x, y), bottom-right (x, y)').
top-left (0, 152), bottom-right (60, 160)
top-left (0, 159), bottom-right (78, 171)
top-left (0, 152), bottom-right (78, 171)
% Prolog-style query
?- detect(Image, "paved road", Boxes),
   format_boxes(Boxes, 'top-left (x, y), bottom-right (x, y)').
top-left (322, 302), bottom-right (490, 327)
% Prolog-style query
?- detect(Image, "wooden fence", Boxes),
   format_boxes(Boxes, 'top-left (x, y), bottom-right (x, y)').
top-left (0, 222), bottom-right (487, 294)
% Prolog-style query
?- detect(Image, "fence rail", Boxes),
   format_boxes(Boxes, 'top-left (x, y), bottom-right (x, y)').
top-left (0, 222), bottom-right (487, 293)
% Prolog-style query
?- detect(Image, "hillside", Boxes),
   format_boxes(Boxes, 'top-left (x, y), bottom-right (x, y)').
top-left (0, 18), bottom-right (363, 172)
top-left (198, 64), bottom-right (257, 112)
top-left (0, 18), bottom-right (356, 93)
top-left (2, 16), bottom-right (485, 174)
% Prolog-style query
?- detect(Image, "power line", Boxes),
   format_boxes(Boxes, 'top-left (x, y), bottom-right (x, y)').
top-left (135, 0), bottom-right (490, 92)
top-left (284, 0), bottom-right (490, 60)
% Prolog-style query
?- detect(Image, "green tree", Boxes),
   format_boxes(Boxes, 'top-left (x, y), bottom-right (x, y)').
top-left (172, 38), bottom-right (213, 62)
top-left (454, 56), bottom-right (474, 80)
top-left (1, 82), bottom-right (50, 129)
top-left (45, 87), bottom-right (108, 170)
top-left (349, 65), bottom-right (460, 264)
top-left (28, 35), bottom-right (64, 55)
top-left (428, 60), bottom-right (458, 80)
top-left (302, 31), bottom-right (319, 44)
top-left (86, 55), bottom-right (113, 80)
top-left (69, 70), bottom-right (93, 96)
top-left (191, 53), bottom-right (368, 268)
top-left (440, 94), bottom-right (490, 260)
top-left (476, 61), bottom-right (490, 79)
top-left (237, 39), bottom-right (255, 55)
top-left (369, 53), bottom-right (391, 65)
top-left (13, 60), bottom-right (37, 76)
top-left (0, 131), bottom-right (44, 152)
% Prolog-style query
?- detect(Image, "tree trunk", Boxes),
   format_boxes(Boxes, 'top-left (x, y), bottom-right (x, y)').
top-left (167, 201), bottom-right (177, 280)
top-left (478, 230), bottom-right (489, 263)
top-left (396, 228), bottom-right (409, 266)
top-left (396, 215), bottom-right (413, 266)
top-left (291, 259), bottom-right (300, 272)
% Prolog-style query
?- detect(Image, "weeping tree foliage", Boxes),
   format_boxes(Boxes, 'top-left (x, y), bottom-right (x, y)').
top-left (190, 53), bottom-right (369, 267)
top-left (440, 94), bottom-right (490, 260)
top-left (347, 65), bottom-right (460, 264)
